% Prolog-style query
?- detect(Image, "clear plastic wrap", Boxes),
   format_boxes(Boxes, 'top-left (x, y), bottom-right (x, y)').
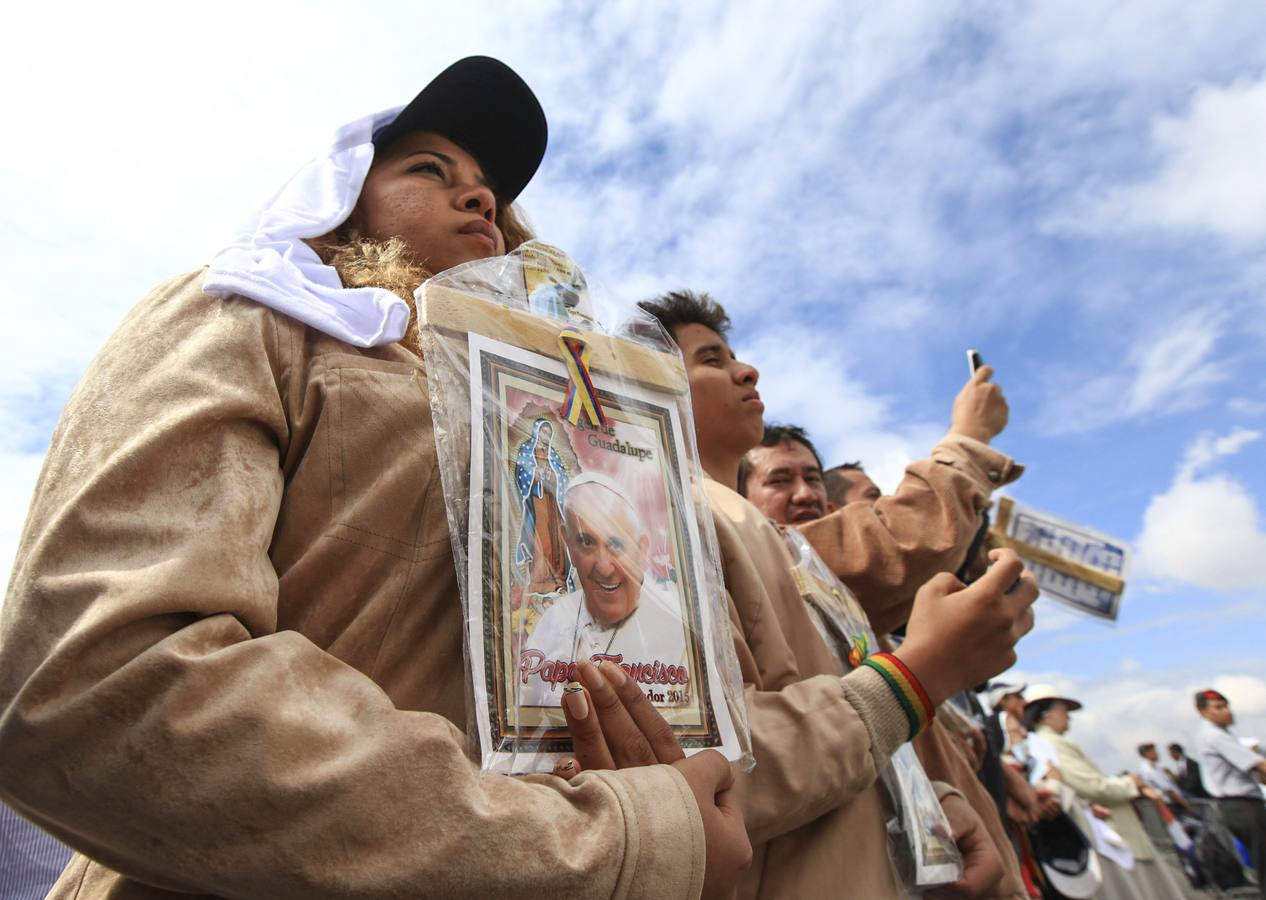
top-left (416, 241), bottom-right (752, 775)
top-left (782, 528), bottom-right (965, 891)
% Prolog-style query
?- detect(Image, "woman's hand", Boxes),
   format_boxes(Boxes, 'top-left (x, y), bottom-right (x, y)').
top-left (551, 658), bottom-right (751, 900)
top-left (552, 658), bottom-right (683, 774)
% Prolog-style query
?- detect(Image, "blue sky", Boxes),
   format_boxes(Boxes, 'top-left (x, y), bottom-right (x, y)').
top-left (2, 1), bottom-right (1263, 773)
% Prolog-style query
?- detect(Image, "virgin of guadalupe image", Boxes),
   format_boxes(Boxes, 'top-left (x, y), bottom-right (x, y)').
top-left (513, 419), bottom-right (573, 600)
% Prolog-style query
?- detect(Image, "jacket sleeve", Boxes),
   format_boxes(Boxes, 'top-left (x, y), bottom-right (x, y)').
top-left (797, 435), bottom-right (1021, 634)
top-left (1052, 738), bottom-right (1139, 805)
top-left (0, 273), bottom-right (703, 900)
top-left (711, 487), bottom-right (909, 846)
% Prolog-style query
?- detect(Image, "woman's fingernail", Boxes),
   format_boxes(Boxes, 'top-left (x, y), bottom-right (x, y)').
top-left (563, 682), bottom-right (588, 720)
top-left (558, 759), bottom-right (576, 773)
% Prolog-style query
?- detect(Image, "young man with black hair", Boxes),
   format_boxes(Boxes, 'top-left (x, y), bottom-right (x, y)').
top-left (1168, 742), bottom-right (1209, 799)
top-left (1195, 689), bottom-right (1266, 896)
top-left (638, 289), bottom-right (1039, 899)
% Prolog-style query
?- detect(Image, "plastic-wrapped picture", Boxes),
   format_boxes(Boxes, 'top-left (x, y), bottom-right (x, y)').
top-left (473, 334), bottom-right (700, 716)
top-left (417, 243), bottom-right (748, 775)
top-left (784, 528), bottom-right (963, 890)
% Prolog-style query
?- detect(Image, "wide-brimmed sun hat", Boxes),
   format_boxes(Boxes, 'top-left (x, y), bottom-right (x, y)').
top-left (1024, 684), bottom-right (1082, 711)
top-left (986, 678), bottom-right (1027, 709)
top-left (1030, 811), bottom-right (1103, 898)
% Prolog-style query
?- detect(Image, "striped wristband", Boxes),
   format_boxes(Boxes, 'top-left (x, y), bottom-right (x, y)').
top-left (861, 652), bottom-right (936, 740)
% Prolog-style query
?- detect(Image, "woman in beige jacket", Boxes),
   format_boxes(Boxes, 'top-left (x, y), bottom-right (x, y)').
top-left (0, 57), bottom-right (748, 900)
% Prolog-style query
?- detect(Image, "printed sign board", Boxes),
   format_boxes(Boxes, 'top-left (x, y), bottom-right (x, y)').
top-left (992, 497), bottom-right (1129, 622)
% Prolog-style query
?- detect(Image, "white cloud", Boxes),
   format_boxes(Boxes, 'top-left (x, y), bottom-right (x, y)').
top-left (735, 325), bottom-right (946, 492)
top-left (1062, 77), bottom-right (1266, 242)
top-left (1135, 429), bottom-right (1266, 590)
top-left (1177, 426), bottom-right (1262, 480)
top-left (1228, 395), bottom-right (1266, 416)
top-left (1213, 674), bottom-right (1266, 717)
top-left (1028, 600), bottom-right (1085, 637)
top-left (1036, 309), bottom-right (1228, 434)
top-left (1122, 312), bottom-right (1227, 416)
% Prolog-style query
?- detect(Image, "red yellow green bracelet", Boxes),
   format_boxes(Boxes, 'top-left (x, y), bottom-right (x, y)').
top-left (861, 652), bottom-right (936, 740)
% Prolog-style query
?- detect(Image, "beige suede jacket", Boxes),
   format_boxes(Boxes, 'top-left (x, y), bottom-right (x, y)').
top-left (707, 481), bottom-right (911, 899)
top-left (798, 434), bottom-right (1022, 634)
top-left (0, 272), bottom-right (706, 899)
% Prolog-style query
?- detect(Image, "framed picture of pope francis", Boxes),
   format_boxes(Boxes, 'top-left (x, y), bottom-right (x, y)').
top-left (462, 330), bottom-right (739, 774)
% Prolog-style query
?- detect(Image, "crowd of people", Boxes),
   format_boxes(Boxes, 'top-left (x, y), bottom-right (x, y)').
top-left (0, 56), bottom-right (1262, 900)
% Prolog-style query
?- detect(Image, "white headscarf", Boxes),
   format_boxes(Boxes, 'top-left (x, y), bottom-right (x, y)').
top-left (203, 106), bottom-right (413, 348)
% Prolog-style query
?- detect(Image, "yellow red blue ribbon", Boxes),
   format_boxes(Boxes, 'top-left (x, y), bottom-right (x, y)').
top-left (558, 326), bottom-right (608, 428)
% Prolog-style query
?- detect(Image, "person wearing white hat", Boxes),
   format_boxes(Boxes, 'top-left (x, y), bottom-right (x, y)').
top-left (0, 57), bottom-right (750, 899)
top-left (1025, 686), bottom-right (1188, 900)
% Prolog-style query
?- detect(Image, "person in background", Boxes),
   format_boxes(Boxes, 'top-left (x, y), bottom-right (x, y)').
top-left (738, 423), bottom-right (830, 523)
top-left (988, 683), bottom-right (1062, 812)
top-left (1168, 742), bottom-right (1209, 799)
top-left (1137, 743), bottom-right (1191, 813)
top-left (1194, 689), bottom-right (1266, 897)
top-left (0, 802), bottom-right (72, 900)
top-left (1025, 687), bottom-right (1188, 900)
top-left (823, 461), bottom-right (882, 509)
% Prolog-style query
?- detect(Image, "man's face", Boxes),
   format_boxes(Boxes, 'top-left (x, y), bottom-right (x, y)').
top-left (349, 131), bottom-right (505, 275)
top-left (564, 486), bottom-right (649, 627)
top-left (1141, 747), bottom-right (1159, 763)
top-left (673, 323), bottom-right (764, 465)
top-left (1200, 698), bottom-right (1234, 727)
top-left (833, 468), bottom-right (881, 506)
top-left (744, 440), bottom-right (828, 524)
top-left (1168, 746), bottom-right (1183, 761)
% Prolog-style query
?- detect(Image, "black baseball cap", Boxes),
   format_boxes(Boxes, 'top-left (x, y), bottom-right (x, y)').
top-left (372, 56), bottom-right (547, 202)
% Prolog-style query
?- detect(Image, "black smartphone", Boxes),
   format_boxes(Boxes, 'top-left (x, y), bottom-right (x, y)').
top-left (967, 349), bottom-right (983, 375)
